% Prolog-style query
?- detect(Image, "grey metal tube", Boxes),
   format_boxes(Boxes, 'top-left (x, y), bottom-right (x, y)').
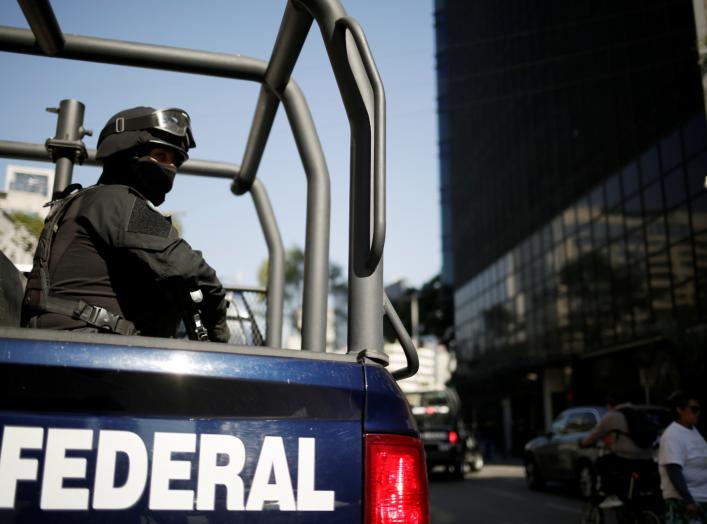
top-left (250, 179), bottom-right (284, 348)
top-left (383, 293), bottom-right (419, 380)
top-left (0, 141), bottom-right (253, 180)
top-left (233, 0), bottom-right (313, 196)
top-left (0, 25), bottom-right (268, 196)
top-left (54, 156), bottom-right (72, 192)
top-left (297, 0), bottom-right (385, 356)
top-left (0, 140), bottom-right (49, 161)
top-left (17, 0), bottom-right (64, 55)
top-left (223, 284), bottom-right (267, 294)
top-left (266, 2), bottom-right (313, 93)
top-left (281, 81), bottom-right (330, 352)
top-left (50, 99), bottom-right (86, 193)
top-left (248, 0), bottom-right (329, 352)
top-left (0, 25), bottom-right (327, 351)
top-left (0, 26), bottom-right (267, 82)
top-left (0, 139), bottom-right (285, 348)
top-left (336, 17), bottom-right (385, 272)
top-left (179, 159), bottom-right (245, 179)
top-left (233, 90), bottom-right (280, 195)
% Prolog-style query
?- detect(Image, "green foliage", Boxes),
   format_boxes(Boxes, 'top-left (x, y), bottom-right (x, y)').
top-left (9, 212), bottom-right (44, 238)
top-left (258, 252), bottom-right (454, 346)
top-left (417, 275), bottom-right (455, 341)
top-left (384, 274), bottom-right (455, 344)
top-left (258, 245), bottom-right (347, 332)
top-left (258, 246), bottom-right (305, 302)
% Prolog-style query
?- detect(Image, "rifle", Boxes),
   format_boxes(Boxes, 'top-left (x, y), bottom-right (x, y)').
top-left (184, 288), bottom-right (209, 341)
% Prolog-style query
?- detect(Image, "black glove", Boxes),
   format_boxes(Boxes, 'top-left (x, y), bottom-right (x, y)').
top-left (207, 313), bottom-right (230, 343)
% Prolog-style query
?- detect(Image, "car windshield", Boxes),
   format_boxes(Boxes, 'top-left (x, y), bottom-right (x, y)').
top-left (406, 390), bottom-right (456, 428)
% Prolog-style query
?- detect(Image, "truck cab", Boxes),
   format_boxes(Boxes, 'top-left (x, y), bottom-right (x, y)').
top-left (0, 1), bottom-right (429, 522)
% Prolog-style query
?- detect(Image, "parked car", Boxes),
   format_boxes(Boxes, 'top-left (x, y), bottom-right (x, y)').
top-left (523, 405), bottom-right (670, 498)
top-left (406, 388), bottom-right (484, 479)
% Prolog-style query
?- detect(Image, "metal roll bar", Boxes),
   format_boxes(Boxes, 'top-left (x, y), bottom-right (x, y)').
top-left (0, 136), bottom-right (284, 348)
top-left (384, 294), bottom-right (419, 380)
top-left (335, 16), bottom-right (386, 273)
top-left (0, 23), bottom-right (328, 351)
top-left (0, 0), bottom-right (418, 375)
top-left (17, 0), bottom-right (63, 55)
top-left (293, 0), bottom-right (388, 362)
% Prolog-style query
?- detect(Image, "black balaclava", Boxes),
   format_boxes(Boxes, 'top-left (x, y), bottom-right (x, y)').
top-left (98, 148), bottom-right (177, 206)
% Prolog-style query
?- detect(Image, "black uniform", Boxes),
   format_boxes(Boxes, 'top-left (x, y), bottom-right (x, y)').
top-left (23, 182), bottom-right (229, 340)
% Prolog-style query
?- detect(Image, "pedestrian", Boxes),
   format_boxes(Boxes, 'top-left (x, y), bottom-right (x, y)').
top-left (659, 391), bottom-right (707, 523)
top-left (21, 106), bottom-right (230, 342)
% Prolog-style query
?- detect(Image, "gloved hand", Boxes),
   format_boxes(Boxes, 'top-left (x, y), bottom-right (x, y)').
top-left (208, 314), bottom-right (230, 343)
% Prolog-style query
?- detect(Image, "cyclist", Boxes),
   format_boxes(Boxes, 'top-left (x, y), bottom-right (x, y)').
top-left (580, 393), bottom-right (657, 508)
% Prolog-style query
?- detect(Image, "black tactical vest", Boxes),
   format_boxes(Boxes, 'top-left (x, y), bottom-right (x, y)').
top-left (22, 184), bottom-right (137, 335)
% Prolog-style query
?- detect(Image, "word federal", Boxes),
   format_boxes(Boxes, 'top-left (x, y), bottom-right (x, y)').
top-left (0, 426), bottom-right (336, 512)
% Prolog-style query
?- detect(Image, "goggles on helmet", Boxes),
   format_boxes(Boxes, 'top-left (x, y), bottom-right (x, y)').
top-left (104, 108), bottom-right (196, 150)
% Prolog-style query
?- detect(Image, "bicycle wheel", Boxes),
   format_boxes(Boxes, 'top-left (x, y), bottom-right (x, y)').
top-left (580, 501), bottom-right (604, 524)
top-left (635, 510), bottom-right (661, 524)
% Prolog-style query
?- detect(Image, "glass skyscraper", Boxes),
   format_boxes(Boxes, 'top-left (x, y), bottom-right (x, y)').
top-left (436, 0), bottom-right (707, 452)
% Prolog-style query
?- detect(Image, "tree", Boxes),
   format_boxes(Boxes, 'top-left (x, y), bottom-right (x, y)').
top-left (9, 212), bottom-right (43, 238)
top-left (258, 246), bottom-right (347, 334)
top-left (417, 275), bottom-right (455, 343)
top-left (384, 274), bottom-right (454, 345)
top-left (258, 246), bottom-right (305, 306)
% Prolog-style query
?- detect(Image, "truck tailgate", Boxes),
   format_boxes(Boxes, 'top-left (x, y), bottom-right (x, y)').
top-left (0, 332), bottom-right (364, 523)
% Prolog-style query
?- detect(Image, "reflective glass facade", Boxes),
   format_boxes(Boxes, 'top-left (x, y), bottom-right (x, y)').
top-left (454, 113), bottom-right (707, 364)
top-left (435, 0), bottom-right (707, 404)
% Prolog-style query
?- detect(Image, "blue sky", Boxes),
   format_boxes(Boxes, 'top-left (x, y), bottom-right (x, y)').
top-left (0, 1), bottom-right (440, 289)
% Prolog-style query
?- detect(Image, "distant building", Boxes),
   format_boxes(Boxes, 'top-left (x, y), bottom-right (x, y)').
top-left (386, 338), bottom-right (455, 393)
top-left (382, 279), bottom-right (455, 391)
top-left (0, 165), bottom-right (49, 269)
top-left (0, 165), bottom-right (54, 219)
top-left (436, 0), bottom-right (707, 454)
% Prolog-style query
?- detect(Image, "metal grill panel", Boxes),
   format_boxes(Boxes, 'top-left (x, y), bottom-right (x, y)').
top-left (226, 288), bottom-right (267, 346)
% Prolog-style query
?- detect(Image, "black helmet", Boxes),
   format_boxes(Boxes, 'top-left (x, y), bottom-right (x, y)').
top-left (96, 106), bottom-right (195, 165)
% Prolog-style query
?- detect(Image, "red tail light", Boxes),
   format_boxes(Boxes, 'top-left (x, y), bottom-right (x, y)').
top-left (448, 431), bottom-right (459, 444)
top-left (364, 433), bottom-right (430, 524)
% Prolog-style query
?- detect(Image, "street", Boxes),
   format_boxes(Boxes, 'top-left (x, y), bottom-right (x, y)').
top-left (429, 463), bottom-right (585, 524)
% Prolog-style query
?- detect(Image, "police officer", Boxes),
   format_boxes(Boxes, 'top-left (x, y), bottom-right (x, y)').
top-left (22, 106), bottom-right (230, 342)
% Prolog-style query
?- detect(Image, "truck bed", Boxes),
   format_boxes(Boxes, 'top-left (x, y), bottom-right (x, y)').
top-left (0, 328), bottom-right (383, 523)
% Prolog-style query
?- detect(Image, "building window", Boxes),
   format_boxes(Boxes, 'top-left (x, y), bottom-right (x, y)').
top-left (10, 173), bottom-right (48, 196)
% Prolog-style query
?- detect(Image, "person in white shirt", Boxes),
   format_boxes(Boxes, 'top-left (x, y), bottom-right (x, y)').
top-left (659, 390), bottom-right (707, 523)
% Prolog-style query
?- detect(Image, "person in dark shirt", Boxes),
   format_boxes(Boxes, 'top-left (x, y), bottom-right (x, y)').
top-left (22, 106), bottom-right (230, 342)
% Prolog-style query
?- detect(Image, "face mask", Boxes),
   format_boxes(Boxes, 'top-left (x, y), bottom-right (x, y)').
top-left (129, 156), bottom-right (177, 206)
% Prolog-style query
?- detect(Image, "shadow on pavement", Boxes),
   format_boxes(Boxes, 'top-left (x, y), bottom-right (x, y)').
top-left (427, 460), bottom-right (582, 502)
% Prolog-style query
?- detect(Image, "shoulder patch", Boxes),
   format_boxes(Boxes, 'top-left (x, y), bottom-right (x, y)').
top-left (127, 199), bottom-right (172, 237)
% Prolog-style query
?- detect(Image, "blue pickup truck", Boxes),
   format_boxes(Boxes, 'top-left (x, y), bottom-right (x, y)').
top-left (0, 1), bottom-right (428, 522)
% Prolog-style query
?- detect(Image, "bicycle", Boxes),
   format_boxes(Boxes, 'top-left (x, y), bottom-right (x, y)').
top-left (580, 469), bottom-right (663, 524)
